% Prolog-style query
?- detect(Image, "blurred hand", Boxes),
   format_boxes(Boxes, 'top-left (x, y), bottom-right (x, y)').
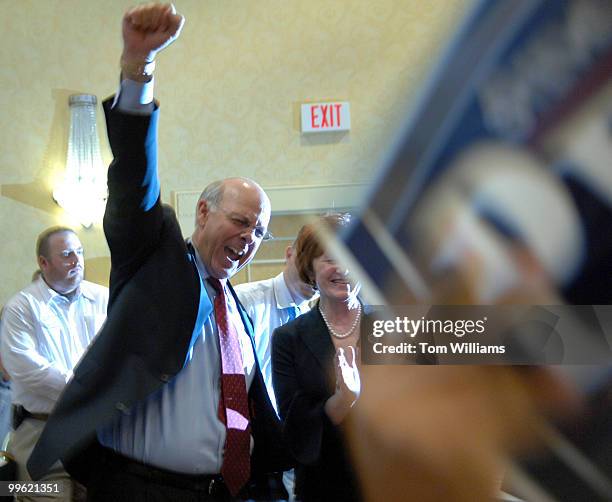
top-left (347, 365), bottom-right (580, 502)
top-left (122, 3), bottom-right (185, 63)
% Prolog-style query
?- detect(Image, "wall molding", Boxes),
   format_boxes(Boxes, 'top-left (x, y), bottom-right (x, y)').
top-left (173, 182), bottom-right (370, 236)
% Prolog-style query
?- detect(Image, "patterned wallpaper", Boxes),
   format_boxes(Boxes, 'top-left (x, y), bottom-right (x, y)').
top-left (0, 0), bottom-right (471, 306)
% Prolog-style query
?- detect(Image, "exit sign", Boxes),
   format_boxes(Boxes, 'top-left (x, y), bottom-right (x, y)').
top-left (301, 102), bottom-right (351, 133)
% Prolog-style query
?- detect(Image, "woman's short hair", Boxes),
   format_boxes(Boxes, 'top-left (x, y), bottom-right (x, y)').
top-left (294, 213), bottom-right (351, 288)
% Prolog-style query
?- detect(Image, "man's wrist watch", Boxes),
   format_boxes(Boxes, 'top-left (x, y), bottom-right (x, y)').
top-left (120, 57), bottom-right (156, 82)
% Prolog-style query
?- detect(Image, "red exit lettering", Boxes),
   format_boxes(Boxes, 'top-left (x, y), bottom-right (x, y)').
top-left (310, 103), bottom-right (342, 129)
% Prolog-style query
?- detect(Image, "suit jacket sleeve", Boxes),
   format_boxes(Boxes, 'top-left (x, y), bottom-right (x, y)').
top-left (102, 97), bottom-right (163, 306)
top-left (272, 323), bottom-right (333, 465)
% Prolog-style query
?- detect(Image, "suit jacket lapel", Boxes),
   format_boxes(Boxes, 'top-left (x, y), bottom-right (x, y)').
top-left (227, 281), bottom-right (265, 389)
top-left (299, 307), bottom-right (335, 372)
top-left (227, 281), bottom-right (280, 429)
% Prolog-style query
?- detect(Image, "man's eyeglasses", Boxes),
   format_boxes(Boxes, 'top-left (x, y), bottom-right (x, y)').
top-left (216, 207), bottom-right (274, 241)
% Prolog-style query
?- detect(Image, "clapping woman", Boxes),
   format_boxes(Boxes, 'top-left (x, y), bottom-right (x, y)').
top-left (272, 214), bottom-right (362, 501)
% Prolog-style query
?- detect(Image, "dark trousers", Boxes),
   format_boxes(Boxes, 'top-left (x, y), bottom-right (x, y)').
top-left (86, 448), bottom-right (287, 502)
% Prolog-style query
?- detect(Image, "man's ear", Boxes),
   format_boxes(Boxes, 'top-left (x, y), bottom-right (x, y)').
top-left (285, 245), bottom-right (293, 262)
top-left (196, 199), bottom-right (210, 226)
top-left (37, 255), bottom-right (48, 271)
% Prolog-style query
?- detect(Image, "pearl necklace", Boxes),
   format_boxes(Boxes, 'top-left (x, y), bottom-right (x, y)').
top-left (319, 303), bottom-right (362, 339)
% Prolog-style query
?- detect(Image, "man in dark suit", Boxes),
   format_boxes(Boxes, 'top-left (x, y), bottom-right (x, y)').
top-left (28, 4), bottom-right (289, 501)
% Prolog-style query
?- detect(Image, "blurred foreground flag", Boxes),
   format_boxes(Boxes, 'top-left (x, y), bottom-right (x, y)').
top-left (342, 0), bottom-right (612, 306)
top-left (340, 2), bottom-right (612, 499)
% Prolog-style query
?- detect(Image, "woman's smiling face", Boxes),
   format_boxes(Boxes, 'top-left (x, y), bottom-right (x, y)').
top-left (312, 252), bottom-right (360, 303)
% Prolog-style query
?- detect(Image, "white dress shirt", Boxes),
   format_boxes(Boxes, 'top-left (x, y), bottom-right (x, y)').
top-left (235, 273), bottom-right (311, 411)
top-left (0, 277), bottom-right (108, 414)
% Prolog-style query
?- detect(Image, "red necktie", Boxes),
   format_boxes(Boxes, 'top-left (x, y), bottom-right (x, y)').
top-left (207, 278), bottom-right (251, 496)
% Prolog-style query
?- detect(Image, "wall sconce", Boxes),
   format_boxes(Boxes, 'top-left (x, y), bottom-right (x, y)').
top-left (53, 94), bottom-right (107, 228)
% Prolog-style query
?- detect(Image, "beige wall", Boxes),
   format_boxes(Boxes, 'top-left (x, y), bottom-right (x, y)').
top-left (0, 0), bottom-right (471, 306)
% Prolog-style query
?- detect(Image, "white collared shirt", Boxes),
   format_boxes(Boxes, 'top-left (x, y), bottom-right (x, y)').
top-left (0, 277), bottom-right (108, 414)
top-left (236, 273), bottom-right (312, 410)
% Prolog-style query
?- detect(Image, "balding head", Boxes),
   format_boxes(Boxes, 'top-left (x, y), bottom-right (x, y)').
top-left (192, 177), bottom-right (271, 279)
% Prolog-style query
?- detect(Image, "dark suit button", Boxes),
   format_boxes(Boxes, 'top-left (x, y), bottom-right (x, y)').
top-left (160, 373), bottom-right (171, 382)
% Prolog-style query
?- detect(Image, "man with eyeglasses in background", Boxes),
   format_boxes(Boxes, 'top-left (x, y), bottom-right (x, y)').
top-left (0, 226), bottom-right (108, 501)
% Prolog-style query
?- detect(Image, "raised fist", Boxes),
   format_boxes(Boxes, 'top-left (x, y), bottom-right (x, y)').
top-left (122, 3), bottom-right (185, 63)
